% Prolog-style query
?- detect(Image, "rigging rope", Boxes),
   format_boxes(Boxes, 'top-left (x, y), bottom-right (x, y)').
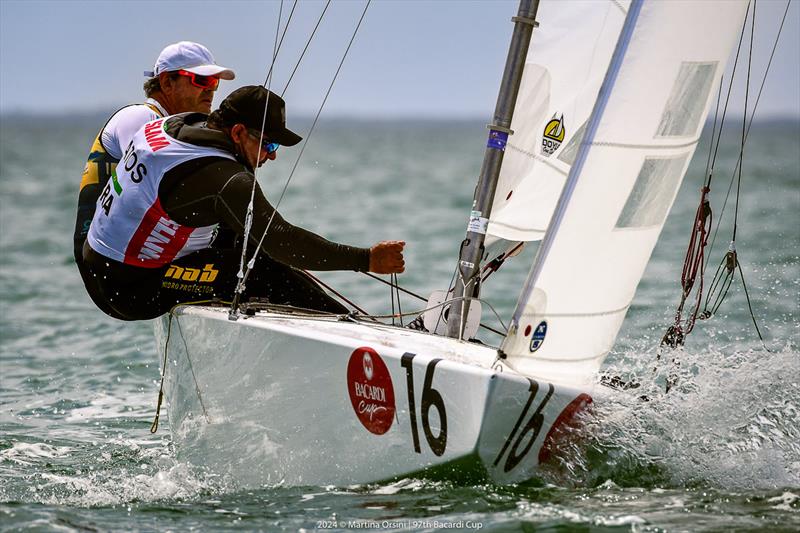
top-left (362, 271), bottom-right (506, 337)
top-left (660, 1), bottom-right (752, 347)
top-left (359, 295), bottom-right (508, 337)
top-left (662, 0), bottom-right (786, 352)
top-left (234, 0), bottom-right (295, 308)
top-left (701, 0), bottom-right (772, 350)
top-left (301, 269), bottom-right (374, 317)
top-left (230, 0), bottom-right (371, 317)
top-left (705, 0), bottom-right (792, 261)
top-left (662, 0), bottom-right (739, 347)
top-left (282, 0), bottom-right (332, 97)
top-left (389, 273), bottom-right (405, 326)
top-left (394, 273), bottom-right (404, 326)
top-left (481, 242), bottom-right (524, 283)
top-left (264, 0), bottom-right (298, 87)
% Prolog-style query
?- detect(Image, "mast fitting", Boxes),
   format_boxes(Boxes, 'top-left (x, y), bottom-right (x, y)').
top-left (511, 16), bottom-right (539, 27)
top-left (487, 124), bottom-right (514, 134)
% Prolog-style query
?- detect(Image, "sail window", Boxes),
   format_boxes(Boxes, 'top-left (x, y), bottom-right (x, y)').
top-left (615, 155), bottom-right (689, 228)
top-left (557, 121), bottom-right (587, 166)
top-left (656, 62), bottom-right (718, 137)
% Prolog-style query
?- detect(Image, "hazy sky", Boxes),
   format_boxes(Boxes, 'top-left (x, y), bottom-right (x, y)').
top-left (1, 0), bottom-right (798, 118)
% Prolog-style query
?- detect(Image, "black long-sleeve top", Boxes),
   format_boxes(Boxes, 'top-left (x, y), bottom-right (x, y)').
top-left (84, 113), bottom-right (370, 279)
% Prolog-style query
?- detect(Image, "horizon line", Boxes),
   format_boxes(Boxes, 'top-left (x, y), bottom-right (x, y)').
top-left (2, 109), bottom-right (798, 123)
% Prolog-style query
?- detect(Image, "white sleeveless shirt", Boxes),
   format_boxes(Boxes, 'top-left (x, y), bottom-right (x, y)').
top-left (87, 117), bottom-right (235, 268)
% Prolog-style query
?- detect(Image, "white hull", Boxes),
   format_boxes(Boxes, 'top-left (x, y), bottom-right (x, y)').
top-left (155, 306), bottom-right (592, 487)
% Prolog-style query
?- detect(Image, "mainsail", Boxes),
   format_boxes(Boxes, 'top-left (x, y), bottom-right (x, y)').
top-left (487, 0), bottom-right (629, 244)
top-left (500, 0), bottom-right (750, 384)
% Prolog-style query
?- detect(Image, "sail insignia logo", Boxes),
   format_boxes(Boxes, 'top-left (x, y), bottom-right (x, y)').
top-left (541, 114), bottom-right (565, 156)
top-left (529, 320), bottom-right (548, 352)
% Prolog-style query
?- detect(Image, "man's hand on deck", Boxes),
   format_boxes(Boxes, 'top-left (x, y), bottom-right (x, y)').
top-left (369, 241), bottom-right (405, 274)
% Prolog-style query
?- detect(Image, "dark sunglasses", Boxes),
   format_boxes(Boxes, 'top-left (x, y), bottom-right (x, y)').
top-left (248, 130), bottom-right (280, 154)
top-left (176, 69), bottom-right (220, 90)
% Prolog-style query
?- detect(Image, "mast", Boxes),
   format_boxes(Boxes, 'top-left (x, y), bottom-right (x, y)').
top-left (446, 0), bottom-right (540, 339)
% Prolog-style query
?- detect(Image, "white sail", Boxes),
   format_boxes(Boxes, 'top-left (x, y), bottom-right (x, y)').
top-left (501, 0), bottom-right (749, 384)
top-left (487, 0), bottom-right (630, 243)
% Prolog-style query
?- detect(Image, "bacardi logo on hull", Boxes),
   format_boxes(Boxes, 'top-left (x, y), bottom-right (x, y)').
top-left (347, 347), bottom-right (395, 435)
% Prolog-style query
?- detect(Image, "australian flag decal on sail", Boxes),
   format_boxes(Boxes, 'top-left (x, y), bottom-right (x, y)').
top-left (487, 130), bottom-right (508, 151)
top-left (529, 320), bottom-right (548, 352)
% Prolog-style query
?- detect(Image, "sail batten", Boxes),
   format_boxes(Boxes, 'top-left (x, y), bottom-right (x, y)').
top-left (496, 0), bottom-right (749, 385)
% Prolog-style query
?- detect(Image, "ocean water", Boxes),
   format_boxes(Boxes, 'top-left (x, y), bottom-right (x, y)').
top-left (0, 113), bottom-right (798, 531)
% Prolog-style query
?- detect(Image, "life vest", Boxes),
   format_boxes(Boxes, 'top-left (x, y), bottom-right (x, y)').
top-left (87, 117), bottom-right (235, 268)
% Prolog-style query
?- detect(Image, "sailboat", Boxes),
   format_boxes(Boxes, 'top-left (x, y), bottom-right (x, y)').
top-left (154, 0), bottom-right (750, 486)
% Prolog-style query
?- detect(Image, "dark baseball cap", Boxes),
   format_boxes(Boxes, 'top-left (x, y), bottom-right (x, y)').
top-left (217, 85), bottom-right (302, 146)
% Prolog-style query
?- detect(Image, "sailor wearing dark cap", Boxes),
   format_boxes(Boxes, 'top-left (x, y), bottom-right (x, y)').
top-left (80, 85), bottom-right (405, 320)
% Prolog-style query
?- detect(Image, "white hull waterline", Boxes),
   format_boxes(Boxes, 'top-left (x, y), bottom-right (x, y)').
top-left (155, 306), bottom-right (590, 486)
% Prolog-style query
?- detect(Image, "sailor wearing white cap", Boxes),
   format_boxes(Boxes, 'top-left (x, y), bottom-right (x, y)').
top-left (74, 41), bottom-right (235, 316)
top-left (144, 41), bottom-right (235, 80)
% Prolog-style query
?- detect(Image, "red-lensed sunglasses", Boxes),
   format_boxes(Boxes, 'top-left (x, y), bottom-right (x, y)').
top-left (176, 70), bottom-right (220, 90)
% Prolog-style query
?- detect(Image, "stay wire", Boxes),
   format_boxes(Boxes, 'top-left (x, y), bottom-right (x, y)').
top-left (282, 0), bottom-right (332, 97)
top-left (733, 0), bottom-right (756, 244)
top-left (232, 0), bottom-right (368, 315)
top-left (705, 0), bottom-right (751, 189)
top-left (361, 271), bottom-right (505, 337)
top-left (738, 253), bottom-right (770, 349)
top-left (702, 73), bottom-right (726, 187)
top-left (706, 0), bottom-right (790, 264)
top-left (300, 269), bottom-right (375, 318)
top-left (360, 295), bottom-right (508, 337)
top-left (234, 0), bottom-right (294, 303)
top-left (363, 271), bottom-right (426, 302)
top-left (393, 273), bottom-right (404, 327)
top-left (660, 0), bottom-right (753, 347)
top-left (703, 251), bottom-right (736, 317)
top-left (263, 0), bottom-right (299, 87)
top-left (703, 1), bottom-right (771, 351)
top-left (237, 0), bottom-right (372, 299)
top-left (702, 1), bottom-right (757, 318)
top-left (390, 272), bottom-right (397, 326)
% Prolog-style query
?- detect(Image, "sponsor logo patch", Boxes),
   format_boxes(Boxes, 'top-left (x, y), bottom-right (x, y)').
top-left (144, 119), bottom-right (170, 152)
top-left (541, 114), bottom-right (565, 156)
top-left (138, 217), bottom-right (180, 261)
top-left (529, 320), bottom-right (548, 352)
top-left (164, 263), bottom-right (219, 283)
top-left (347, 347), bottom-right (395, 435)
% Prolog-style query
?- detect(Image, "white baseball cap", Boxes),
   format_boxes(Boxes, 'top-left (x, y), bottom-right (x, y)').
top-left (144, 41), bottom-right (235, 79)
